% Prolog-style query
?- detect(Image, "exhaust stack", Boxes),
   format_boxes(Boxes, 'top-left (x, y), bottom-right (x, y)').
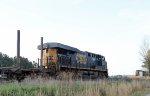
top-left (17, 30), bottom-right (20, 68)
top-left (40, 37), bottom-right (43, 69)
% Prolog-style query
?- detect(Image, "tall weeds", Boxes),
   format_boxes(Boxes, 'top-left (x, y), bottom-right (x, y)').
top-left (0, 77), bottom-right (149, 96)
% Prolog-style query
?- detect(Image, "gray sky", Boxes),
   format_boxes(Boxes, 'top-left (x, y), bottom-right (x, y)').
top-left (0, 0), bottom-right (150, 75)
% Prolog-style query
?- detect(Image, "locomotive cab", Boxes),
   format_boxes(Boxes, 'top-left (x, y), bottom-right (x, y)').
top-left (38, 42), bottom-right (79, 69)
top-left (42, 48), bottom-right (57, 68)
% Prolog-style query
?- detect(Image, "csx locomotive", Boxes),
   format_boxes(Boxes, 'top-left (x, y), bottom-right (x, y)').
top-left (38, 42), bottom-right (108, 79)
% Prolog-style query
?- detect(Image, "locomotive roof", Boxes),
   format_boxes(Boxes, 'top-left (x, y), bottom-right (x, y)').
top-left (84, 51), bottom-right (104, 57)
top-left (38, 42), bottom-right (80, 52)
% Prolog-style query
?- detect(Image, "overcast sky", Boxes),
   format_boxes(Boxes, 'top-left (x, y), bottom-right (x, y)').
top-left (0, 0), bottom-right (150, 75)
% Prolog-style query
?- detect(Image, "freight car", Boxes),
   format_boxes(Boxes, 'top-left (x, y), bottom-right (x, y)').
top-left (38, 42), bottom-right (108, 79)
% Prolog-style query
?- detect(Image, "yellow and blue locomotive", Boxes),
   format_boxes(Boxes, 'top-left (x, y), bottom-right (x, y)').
top-left (38, 42), bottom-right (108, 78)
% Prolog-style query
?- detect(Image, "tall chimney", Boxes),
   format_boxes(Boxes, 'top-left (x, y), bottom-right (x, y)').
top-left (40, 37), bottom-right (43, 69)
top-left (17, 30), bottom-right (20, 68)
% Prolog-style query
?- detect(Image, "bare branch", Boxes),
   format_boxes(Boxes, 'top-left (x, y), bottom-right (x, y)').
top-left (139, 37), bottom-right (150, 61)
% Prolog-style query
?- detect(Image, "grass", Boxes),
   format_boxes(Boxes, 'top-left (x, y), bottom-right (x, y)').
top-left (130, 88), bottom-right (150, 96)
top-left (0, 77), bottom-right (150, 96)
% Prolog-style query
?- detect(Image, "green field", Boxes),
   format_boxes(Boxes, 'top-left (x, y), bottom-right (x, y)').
top-left (0, 77), bottom-right (150, 96)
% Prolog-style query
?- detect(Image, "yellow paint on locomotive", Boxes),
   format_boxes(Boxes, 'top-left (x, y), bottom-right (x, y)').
top-left (76, 53), bottom-right (86, 64)
top-left (42, 48), bottom-right (57, 67)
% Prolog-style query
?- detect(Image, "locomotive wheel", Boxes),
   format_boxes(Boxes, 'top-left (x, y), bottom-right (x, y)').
top-left (72, 71), bottom-right (81, 80)
top-left (98, 72), bottom-right (108, 79)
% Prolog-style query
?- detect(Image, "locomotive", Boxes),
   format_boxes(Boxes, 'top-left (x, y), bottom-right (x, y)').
top-left (38, 42), bottom-right (108, 79)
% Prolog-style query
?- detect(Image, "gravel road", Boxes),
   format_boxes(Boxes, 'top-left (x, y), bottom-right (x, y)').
top-left (145, 93), bottom-right (150, 96)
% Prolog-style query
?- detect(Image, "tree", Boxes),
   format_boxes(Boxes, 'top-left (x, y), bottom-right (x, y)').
top-left (0, 52), bottom-right (14, 67)
top-left (0, 52), bottom-right (36, 69)
top-left (139, 38), bottom-right (150, 76)
top-left (13, 56), bottom-right (34, 69)
top-left (32, 61), bottom-right (38, 68)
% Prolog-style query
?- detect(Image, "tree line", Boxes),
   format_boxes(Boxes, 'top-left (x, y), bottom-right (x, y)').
top-left (0, 52), bottom-right (37, 69)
